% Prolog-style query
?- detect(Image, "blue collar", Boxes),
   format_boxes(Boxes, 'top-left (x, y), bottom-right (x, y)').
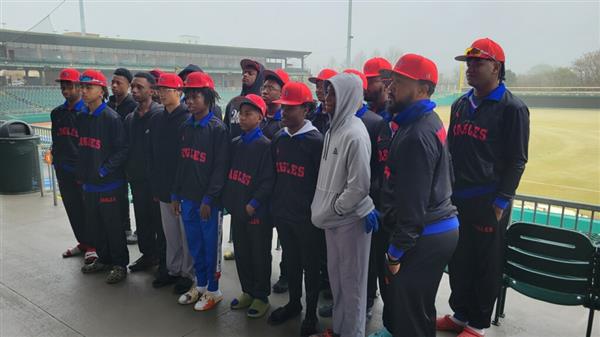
top-left (466, 83), bottom-right (506, 103)
top-left (392, 99), bottom-right (436, 126)
top-left (355, 103), bottom-right (368, 118)
top-left (186, 110), bottom-right (214, 128)
top-left (241, 127), bottom-right (263, 144)
top-left (63, 99), bottom-right (85, 112)
top-left (316, 103), bottom-right (323, 114)
top-left (378, 110), bottom-right (392, 123)
top-left (465, 83), bottom-right (506, 118)
top-left (270, 108), bottom-right (282, 121)
top-left (81, 102), bottom-right (107, 117)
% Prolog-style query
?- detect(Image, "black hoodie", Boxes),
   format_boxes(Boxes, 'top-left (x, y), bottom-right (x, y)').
top-left (124, 101), bottom-right (163, 183)
top-left (108, 94), bottom-right (138, 120)
top-left (223, 62), bottom-right (266, 139)
top-left (76, 102), bottom-right (128, 191)
top-left (51, 99), bottom-right (85, 171)
top-left (148, 104), bottom-right (191, 202)
top-left (172, 112), bottom-right (230, 204)
top-left (222, 128), bottom-right (274, 222)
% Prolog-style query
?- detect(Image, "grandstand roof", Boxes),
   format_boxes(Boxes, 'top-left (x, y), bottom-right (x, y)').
top-left (0, 29), bottom-right (311, 59)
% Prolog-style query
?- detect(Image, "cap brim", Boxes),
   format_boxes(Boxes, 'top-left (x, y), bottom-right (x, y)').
top-left (455, 54), bottom-right (494, 62)
top-left (273, 99), bottom-right (302, 105)
top-left (380, 69), bottom-right (419, 81)
top-left (240, 59), bottom-right (259, 71)
top-left (308, 77), bottom-right (321, 84)
top-left (239, 99), bottom-right (264, 114)
top-left (264, 70), bottom-right (284, 85)
top-left (364, 73), bottom-right (381, 78)
top-left (55, 79), bottom-right (77, 83)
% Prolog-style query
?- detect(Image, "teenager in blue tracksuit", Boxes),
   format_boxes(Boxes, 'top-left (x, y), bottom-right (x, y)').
top-left (223, 94), bottom-right (274, 319)
top-left (171, 72), bottom-right (229, 312)
top-left (52, 68), bottom-right (97, 264)
top-left (77, 69), bottom-right (130, 284)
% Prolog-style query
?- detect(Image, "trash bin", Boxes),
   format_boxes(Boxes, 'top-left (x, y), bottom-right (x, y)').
top-left (0, 120), bottom-right (41, 194)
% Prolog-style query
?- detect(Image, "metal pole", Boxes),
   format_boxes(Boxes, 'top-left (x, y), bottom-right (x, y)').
top-left (346, 0), bottom-right (353, 68)
top-left (79, 0), bottom-right (87, 36)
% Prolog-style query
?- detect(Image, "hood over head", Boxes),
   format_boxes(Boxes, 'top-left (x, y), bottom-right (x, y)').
top-left (326, 72), bottom-right (364, 131)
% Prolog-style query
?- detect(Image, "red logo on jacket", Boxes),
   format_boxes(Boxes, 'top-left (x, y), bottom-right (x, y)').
top-left (79, 137), bottom-right (101, 149)
top-left (452, 122), bottom-right (488, 141)
top-left (228, 169), bottom-right (252, 186)
top-left (181, 147), bottom-right (207, 162)
top-left (275, 161), bottom-right (305, 178)
top-left (57, 127), bottom-right (79, 138)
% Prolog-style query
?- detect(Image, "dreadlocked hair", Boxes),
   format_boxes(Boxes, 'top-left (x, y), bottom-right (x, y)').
top-left (184, 87), bottom-right (221, 110)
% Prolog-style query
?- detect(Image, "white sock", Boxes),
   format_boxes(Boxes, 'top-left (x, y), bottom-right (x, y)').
top-left (449, 315), bottom-right (467, 327)
top-left (207, 289), bottom-right (222, 297)
top-left (196, 285), bottom-right (207, 293)
top-left (466, 325), bottom-right (485, 335)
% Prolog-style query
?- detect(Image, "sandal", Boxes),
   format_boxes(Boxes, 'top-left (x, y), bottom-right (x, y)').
top-left (106, 266), bottom-right (127, 284)
top-left (84, 249), bottom-right (98, 264)
top-left (62, 244), bottom-right (83, 258)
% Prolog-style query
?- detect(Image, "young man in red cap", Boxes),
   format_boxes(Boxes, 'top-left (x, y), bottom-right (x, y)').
top-left (224, 59), bottom-right (266, 140)
top-left (267, 82), bottom-right (324, 336)
top-left (311, 73), bottom-right (377, 337)
top-left (260, 68), bottom-right (290, 139)
top-left (77, 69), bottom-right (130, 284)
top-left (124, 72), bottom-right (165, 274)
top-left (223, 94), bottom-right (274, 319)
top-left (52, 68), bottom-right (97, 264)
top-left (149, 68), bottom-right (164, 103)
top-left (108, 67), bottom-right (138, 245)
top-left (437, 38), bottom-right (530, 337)
top-left (172, 72), bottom-right (229, 311)
top-left (364, 57), bottom-right (393, 122)
top-left (369, 53), bottom-right (459, 337)
top-left (148, 73), bottom-right (195, 293)
top-left (307, 68), bottom-right (337, 134)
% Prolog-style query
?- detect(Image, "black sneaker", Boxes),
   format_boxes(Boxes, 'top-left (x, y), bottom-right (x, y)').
top-left (174, 276), bottom-right (194, 295)
top-left (128, 255), bottom-right (158, 272)
top-left (272, 276), bottom-right (289, 294)
top-left (106, 266), bottom-right (127, 284)
top-left (267, 304), bottom-right (302, 326)
top-left (318, 303), bottom-right (332, 318)
top-left (300, 317), bottom-right (319, 336)
top-left (152, 273), bottom-right (178, 288)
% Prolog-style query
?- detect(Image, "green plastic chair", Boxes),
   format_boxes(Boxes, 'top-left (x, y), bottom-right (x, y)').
top-left (494, 222), bottom-right (597, 337)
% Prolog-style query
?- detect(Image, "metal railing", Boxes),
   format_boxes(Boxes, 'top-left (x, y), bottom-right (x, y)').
top-left (511, 194), bottom-right (600, 239)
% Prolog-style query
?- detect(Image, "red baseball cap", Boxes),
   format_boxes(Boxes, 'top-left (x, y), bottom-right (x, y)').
top-left (343, 69), bottom-right (368, 90)
top-left (380, 54), bottom-right (438, 85)
top-left (363, 57), bottom-right (392, 78)
top-left (56, 68), bottom-right (80, 83)
top-left (264, 69), bottom-right (290, 87)
top-left (240, 59), bottom-right (261, 72)
top-left (455, 38), bottom-right (505, 63)
top-left (157, 73), bottom-right (184, 89)
top-left (79, 69), bottom-right (107, 87)
top-left (308, 68), bottom-right (338, 84)
top-left (273, 82), bottom-right (314, 106)
top-left (240, 94), bottom-right (267, 116)
top-left (184, 72), bottom-right (215, 89)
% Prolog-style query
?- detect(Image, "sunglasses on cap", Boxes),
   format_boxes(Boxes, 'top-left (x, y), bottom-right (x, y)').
top-left (464, 47), bottom-right (496, 61)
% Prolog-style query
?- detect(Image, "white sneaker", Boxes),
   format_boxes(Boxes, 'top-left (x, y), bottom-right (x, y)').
top-left (194, 290), bottom-right (223, 311)
top-left (178, 286), bottom-right (205, 305)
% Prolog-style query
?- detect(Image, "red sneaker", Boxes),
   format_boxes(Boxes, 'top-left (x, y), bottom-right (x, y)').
top-left (457, 327), bottom-right (484, 337)
top-left (436, 314), bottom-right (465, 333)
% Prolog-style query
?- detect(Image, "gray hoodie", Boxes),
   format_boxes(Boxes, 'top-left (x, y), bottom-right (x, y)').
top-left (311, 73), bottom-right (374, 229)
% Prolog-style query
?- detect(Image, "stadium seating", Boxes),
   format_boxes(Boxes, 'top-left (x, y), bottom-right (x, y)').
top-left (493, 222), bottom-right (599, 337)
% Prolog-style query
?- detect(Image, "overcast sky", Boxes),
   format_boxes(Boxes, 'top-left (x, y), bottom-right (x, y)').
top-left (1, 0), bottom-right (598, 77)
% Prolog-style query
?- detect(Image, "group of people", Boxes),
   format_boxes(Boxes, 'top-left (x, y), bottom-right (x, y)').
top-left (50, 37), bottom-right (530, 337)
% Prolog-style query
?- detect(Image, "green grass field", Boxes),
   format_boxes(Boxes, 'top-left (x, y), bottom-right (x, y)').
top-left (436, 106), bottom-right (600, 205)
